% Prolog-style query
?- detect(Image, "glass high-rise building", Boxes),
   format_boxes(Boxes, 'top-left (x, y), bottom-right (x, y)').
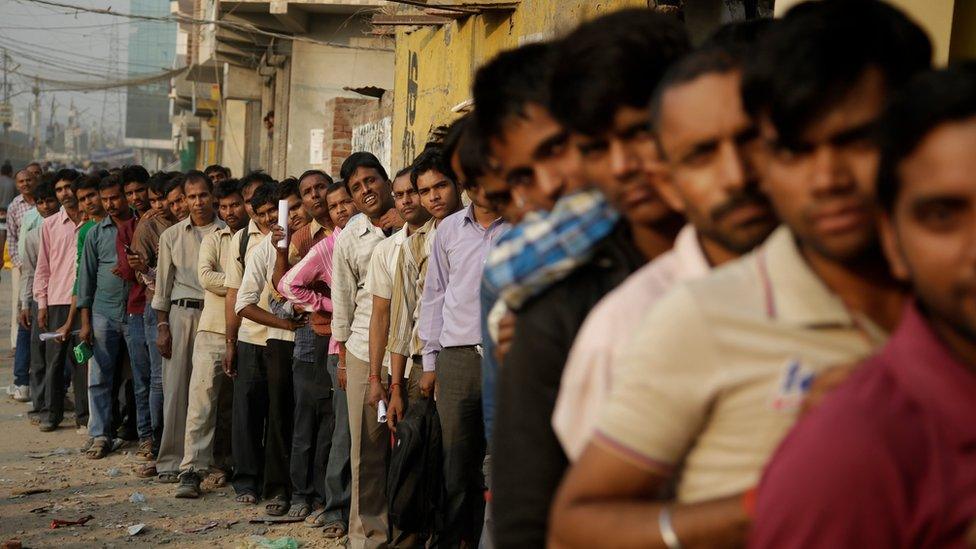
top-left (126, 0), bottom-right (176, 147)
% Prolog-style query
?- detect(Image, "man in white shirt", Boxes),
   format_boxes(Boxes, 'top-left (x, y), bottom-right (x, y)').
top-left (235, 179), bottom-right (308, 515)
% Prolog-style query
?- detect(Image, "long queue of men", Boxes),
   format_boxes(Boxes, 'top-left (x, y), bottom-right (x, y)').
top-left (4, 0), bottom-right (976, 546)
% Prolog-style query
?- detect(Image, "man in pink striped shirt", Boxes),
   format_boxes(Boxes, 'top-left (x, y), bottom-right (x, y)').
top-left (34, 170), bottom-right (86, 431)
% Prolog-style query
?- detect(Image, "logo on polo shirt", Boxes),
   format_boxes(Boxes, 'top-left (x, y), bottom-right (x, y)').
top-left (770, 358), bottom-right (815, 412)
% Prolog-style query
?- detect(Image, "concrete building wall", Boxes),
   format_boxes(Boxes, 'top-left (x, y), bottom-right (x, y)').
top-left (222, 99), bottom-right (248, 177)
top-left (280, 15), bottom-right (394, 178)
top-left (390, 0), bottom-right (648, 168)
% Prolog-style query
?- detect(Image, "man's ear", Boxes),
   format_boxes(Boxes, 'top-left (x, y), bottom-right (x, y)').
top-left (879, 211), bottom-right (910, 282)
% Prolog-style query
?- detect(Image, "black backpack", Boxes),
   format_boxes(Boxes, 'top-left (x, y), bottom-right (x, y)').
top-left (387, 397), bottom-right (443, 537)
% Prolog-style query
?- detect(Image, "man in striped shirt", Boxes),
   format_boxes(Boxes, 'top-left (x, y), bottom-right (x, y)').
top-left (385, 148), bottom-right (462, 429)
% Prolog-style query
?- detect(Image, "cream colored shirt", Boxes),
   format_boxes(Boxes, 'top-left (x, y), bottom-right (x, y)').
top-left (224, 220), bottom-right (269, 346)
top-left (554, 225), bottom-right (710, 461)
top-left (595, 226), bottom-right (888, 503)
top-left (151, 217), bottom-right (225, 312)
top-left (365, 226), bottom-right (408, 375)
top-left (197, 226), bottom-right (234, 335)
top-left (236, 237), bottom-right (294, 343)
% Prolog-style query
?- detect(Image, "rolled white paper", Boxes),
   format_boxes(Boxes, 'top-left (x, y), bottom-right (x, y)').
top-left (377, 400), bottom-right (388, 423)
top-left (277, 199), bottom-right (289, 249)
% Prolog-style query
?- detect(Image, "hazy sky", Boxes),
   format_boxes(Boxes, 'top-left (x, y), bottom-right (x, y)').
top-left (0, 0), bottom-right (153, 140)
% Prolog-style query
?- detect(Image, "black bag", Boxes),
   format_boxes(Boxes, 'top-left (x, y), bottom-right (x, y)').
top-left (387, 397), bottom-right (443, 536)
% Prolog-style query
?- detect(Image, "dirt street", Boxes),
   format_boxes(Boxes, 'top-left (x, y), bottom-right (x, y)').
top-left (0, 274), bottom-right (344, 548)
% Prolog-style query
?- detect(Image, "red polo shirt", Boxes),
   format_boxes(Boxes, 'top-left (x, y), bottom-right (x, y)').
top-left (750, 303), bottom-right (976, 548)
top-left (115, 213), bottom-right (147, 315)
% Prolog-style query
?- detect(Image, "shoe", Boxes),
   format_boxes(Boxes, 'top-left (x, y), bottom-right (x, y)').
top-left (39, 421), bottom-right (58, 432)
top-left (135, 438), bottom-right (153, 461)
top-left (13, 385), bottom-right (30, 402)
top-left (174, 471), bottom-right (202, 499)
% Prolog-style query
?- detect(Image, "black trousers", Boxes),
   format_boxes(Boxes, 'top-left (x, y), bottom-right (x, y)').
top-left (232, 341), bottom-right (268, 496)
top-left (289, 336), bottom-right (334, 506)
top-left (437, 346), bottom-right (487, 546)
top-left (29, 301), bottom-right (47, 416)
top-left (264, 338), bottom-right (295, 500)
top-left (43, 305), bottom-right (73, 424)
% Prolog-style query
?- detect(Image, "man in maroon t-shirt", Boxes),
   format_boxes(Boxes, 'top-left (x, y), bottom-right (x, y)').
top-left (751, 66), bottom-right (976, 549)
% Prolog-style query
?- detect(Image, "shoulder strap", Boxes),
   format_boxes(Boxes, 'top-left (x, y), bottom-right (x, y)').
top-left (238, 228), bottom-right (251, 267)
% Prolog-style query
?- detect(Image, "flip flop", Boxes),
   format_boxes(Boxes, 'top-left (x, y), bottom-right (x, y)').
top-left (305, 508), bottom-right (327, 528)
top-left (85, 437), bottom-right (110, 460)
top-left (235, 492), bottom-right (257, 505)
top-left (288, 503), bottom-right (312, 519)
top-left (265, 495), bottom-right (290, 517)
top-left (322, 520), bottom-right (347, 539)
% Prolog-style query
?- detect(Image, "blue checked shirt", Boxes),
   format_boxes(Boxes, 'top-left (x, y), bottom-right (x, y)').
top-left (269, 293), bottom-right (314, 363)
top-left (482, 188), bottom-right (619, 311)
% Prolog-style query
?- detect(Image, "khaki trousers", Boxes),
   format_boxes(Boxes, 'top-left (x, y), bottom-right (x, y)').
top-left (180, 330), bottom-right (231, 473)
top-left (346, 352), bottom-right (389, 549)
top-left (155, 305), bottom-right (201, 474)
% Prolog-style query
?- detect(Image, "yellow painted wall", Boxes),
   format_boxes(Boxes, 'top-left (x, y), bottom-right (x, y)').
top-left (391, 0), bottom-right (647, 168)
top-left (773, 0), bottom-right (958, 65)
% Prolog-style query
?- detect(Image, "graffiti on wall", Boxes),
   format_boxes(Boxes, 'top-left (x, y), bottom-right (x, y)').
top-left (353, 115), bottom-right (393, 176)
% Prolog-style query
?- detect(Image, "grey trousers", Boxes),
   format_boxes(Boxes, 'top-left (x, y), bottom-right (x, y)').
top-left (437, 346), bottom-right (487, 546)
top-left (155, 305), bottom-right (201, 474)
top-left (324, 353), bottom-right (351, 525)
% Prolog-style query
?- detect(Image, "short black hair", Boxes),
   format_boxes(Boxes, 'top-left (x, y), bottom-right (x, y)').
top-left (163, 173), bottom-right (186, 197)
top-left (34, 177), bottom-right (57, 202)
top-left (121, 165), bottom-right (150, 186)
top-left (184, 170), bottom-right (213, 193)
top-left (742, 0), bottom-right (932, 147)
top-left (340, 152), bottom-right (388, 182)
top-left (214, 178), bottom-right (243, 201)
top-left (98, 173), bottom-right (124, 192)
top-left (147, 171), bottom-right (169, 195)
top-left (650, 46), bottom-right (741, 132)
top-left (326, 180), bottom-right (350, 198)
top-left (702, 18), bottom-right (773, 58)
top-left (877, 64), bottom-right (976, 213)
top-left (72, 173), bottom-right (101, 194)
top-left (250, 182), bottom-right (278, 211)
top-left (456, 121), bottom-right (490, 190)
top-left (240, 170), bottom-right (275, 190)
top-left (410, 147), bottom-right (453, 188)
top-left (204, 164), bottom-right (229, 177)
top-left (278, 177), bottom-right (300, 201)
top-left (551, 9), bottom-right (690, 136)
top-left (298, 169), bottom-right (334, 188)
top-left (54, 168), bottom-right (81, 185)
top-left (473, 42), bottom-right (558, 141)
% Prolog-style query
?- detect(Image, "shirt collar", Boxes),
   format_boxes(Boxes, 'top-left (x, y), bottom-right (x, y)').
top-left (416, 217), bottom-right (435, 235)
top-left (757, 225), bottom-right (873, 329)
top-left (99, 215), bottom-right (117, 228)
top-left (882, 302), bottom-right (976, 446)
top-left (673, 225), bottom-right (710, 280)
top-left (461, 203), bottom-right (502, 230)
top-left (247, 219), bottom-right (262, 236)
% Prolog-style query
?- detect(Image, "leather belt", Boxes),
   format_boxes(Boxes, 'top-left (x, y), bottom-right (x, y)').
top-left (171, 299), bottom-right (204, 310)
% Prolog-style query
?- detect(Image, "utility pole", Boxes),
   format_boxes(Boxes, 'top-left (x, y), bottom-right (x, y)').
top-left (1, 48), bottom-right (9, 162)
top-left (32, 77), bottom-right (41, 161)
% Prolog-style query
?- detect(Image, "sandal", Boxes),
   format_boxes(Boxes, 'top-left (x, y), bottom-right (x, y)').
top-left (322, 520), bottom-right (347, 539)
top-left (133, 462), bottom-right (157, 478)
top-left (135, 438), bottom-right (153, 461)
top-left (236, 492), bottom-right (257, 505)
top-left (305, 508), bottom-right (327, 528)
top-left (85, 437), bottom-right (110, 460)
top-left (288, 502), bottom-right (312, 519)
top-left (156, 471), bottom-right (179, 483)
top-left (265, 495), bottom-right (290, 517)
top-left (203, 469), bottom-right (228, 489)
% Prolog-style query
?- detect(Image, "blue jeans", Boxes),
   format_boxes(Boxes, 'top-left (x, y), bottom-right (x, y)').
top-left (124, 312), bottom-right (153, 441)
top-left (14, 321), bottom-right (30, 387)
top-left (88, 313), bottom-right (124, 440)
top-left (144, 307), bottom-right (164, 452)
